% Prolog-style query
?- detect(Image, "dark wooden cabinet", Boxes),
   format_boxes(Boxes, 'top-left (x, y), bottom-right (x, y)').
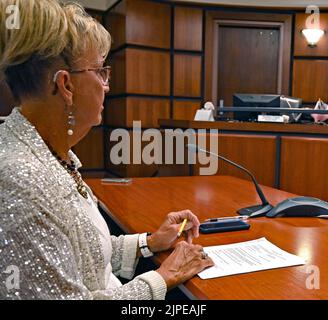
top-left (280, 137), bottom-right (328, 200)
top-left (168, 132), bottom-right (277, 187)
top-left (160, 119), bottom-right (328, 201)
top-left (199, 134), bottom-right (276, 188)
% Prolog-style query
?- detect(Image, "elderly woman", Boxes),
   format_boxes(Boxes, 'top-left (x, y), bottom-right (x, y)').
top-left (0, 0), bottom-right (213, 300)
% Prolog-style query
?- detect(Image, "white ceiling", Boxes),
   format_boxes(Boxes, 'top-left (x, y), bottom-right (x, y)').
top-left (173, 0), bottom-right (328, 8)
top-left (71, 0), bottom-right (328, 11)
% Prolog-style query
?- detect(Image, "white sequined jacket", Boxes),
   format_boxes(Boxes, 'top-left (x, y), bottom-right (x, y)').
top-left (0, 108), bottom-right (167, 300)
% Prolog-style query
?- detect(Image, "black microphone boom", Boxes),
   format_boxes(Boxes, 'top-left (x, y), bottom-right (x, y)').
top-left (186, 144), bottom-right (273, 217)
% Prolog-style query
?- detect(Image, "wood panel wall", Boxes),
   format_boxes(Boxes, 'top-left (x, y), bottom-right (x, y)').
top-left (280, 137), bottom-right (328, 201)
top-left (101, 2), bottom-right (328, 178)
top-left (104, 0), bottom-right (204, 177)
top-left (173, 100), bottom-right (201, 120)
top-left (174, 6), bottom-right (203, 51)
top-left (1, 1), bottom-right (327, 182)
top-left (191, 133), bottom-right (277, 187)
top-left (292, 60), bottom-right (328, 102)
top-left (292, 13), bottom-right (328, 104)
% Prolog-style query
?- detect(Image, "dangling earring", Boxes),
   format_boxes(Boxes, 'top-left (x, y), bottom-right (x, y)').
top-left (66, 104), bottom-right (76, 136)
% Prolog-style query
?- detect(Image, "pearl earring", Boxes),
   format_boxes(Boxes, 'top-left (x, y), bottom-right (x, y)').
top-left (67, 108), bottom-right (76, 136)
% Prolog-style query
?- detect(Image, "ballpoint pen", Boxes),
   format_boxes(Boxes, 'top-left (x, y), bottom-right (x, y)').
top-left (101, 178), bottom-right (132, 184)
top-left (205, 216), bottom-right (249, 222)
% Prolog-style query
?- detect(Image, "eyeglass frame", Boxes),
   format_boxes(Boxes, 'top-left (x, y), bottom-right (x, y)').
top-left (53, 66), bottom-right (111, 86)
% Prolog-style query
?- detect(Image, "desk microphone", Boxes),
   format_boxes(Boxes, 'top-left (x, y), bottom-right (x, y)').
top-left (186, 144), bottom-right (273, 217)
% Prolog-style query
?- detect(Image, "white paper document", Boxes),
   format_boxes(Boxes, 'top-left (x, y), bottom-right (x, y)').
top-left (198, 237), bottom-right (306, 280)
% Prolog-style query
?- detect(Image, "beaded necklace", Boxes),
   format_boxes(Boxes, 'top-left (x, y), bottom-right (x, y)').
top-left (52, 151), bottom-right (88, 199)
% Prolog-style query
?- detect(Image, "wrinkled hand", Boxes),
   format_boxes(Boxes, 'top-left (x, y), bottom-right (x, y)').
top-left (156, 241), bottom-right (214, 290)
top-left (148, 210), bottom-right (200, 253)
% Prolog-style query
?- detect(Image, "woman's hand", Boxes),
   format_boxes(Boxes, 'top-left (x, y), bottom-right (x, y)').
top-left (156, 241), bottom-right (214, 290)
top-left (147, 210), bottom-right (201, 253)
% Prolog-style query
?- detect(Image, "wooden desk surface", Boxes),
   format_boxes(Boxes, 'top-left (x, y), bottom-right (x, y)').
top-left (85, 176), bottom-right (328, 300)
top-left (159, 119), bottom-right (328, 135)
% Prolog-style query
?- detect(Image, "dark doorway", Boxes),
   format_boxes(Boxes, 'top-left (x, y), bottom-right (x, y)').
top-left (217, 26), bottom-right (280, 106)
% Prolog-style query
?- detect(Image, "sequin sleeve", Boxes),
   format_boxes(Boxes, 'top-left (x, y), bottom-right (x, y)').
top-left (94, 272), bottom-right (167, 300)
top-left (110, 235), bottom-right (125, 274)
top-left (0, 177), bottom-right (166, 299)
top-left (111, 234), bottom-right (142, 279)
top-left (0, 194), bottom-right (167, 299)
top-left (0, 200), bottom-right (89, 300)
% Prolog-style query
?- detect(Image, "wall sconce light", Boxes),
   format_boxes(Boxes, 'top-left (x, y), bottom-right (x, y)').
top-left (302, 5), bottom-right (325, 47)
top-left (301, 28), bottom-right (325, 47)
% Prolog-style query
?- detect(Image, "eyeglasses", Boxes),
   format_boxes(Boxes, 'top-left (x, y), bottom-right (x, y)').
top-left (53, 66), bottom-right (111, 86)
top-left (69, 66), bottom-right (111, 85)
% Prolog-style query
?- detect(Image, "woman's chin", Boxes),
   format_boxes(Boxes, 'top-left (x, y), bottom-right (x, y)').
top-left (96, 106), bottom-right (104, 124)
top-left (96, 114), bottom-right (102, 125)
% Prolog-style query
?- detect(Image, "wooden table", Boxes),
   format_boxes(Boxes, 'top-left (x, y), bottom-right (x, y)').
top-left (86, 175), bottom-right (328, 300)
top-left (159, 119), bottom-right (328, 135)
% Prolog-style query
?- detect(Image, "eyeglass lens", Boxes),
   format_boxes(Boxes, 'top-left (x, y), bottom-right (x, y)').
top-left (99, 67), bottom-right (111, 84)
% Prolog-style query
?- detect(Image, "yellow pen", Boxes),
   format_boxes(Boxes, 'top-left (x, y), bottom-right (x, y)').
top-left (177, 218), bottom-right (188, 238)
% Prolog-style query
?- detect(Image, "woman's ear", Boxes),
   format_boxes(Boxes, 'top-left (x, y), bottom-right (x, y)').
top-left (53, 70), bottom-right (75, 106)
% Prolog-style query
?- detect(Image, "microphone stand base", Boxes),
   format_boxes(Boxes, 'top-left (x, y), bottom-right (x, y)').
top-left (237, 204), bottom-right (274, 217)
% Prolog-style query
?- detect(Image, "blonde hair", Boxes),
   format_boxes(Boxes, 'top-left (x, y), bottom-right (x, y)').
top-left (62, 3), bottom-right (111, 63)
top-left (0, 0), bottom-right (111, 100)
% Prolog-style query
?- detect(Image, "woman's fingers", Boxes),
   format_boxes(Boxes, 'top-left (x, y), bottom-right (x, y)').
top-left (170, 210), bottom-right (200, 238)
top-left (157, 241), bottom-right (215, 289)
top-left (184, 230), bottom-right (192, 244)
top-left (203, 256), bottom-right (215, 268)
